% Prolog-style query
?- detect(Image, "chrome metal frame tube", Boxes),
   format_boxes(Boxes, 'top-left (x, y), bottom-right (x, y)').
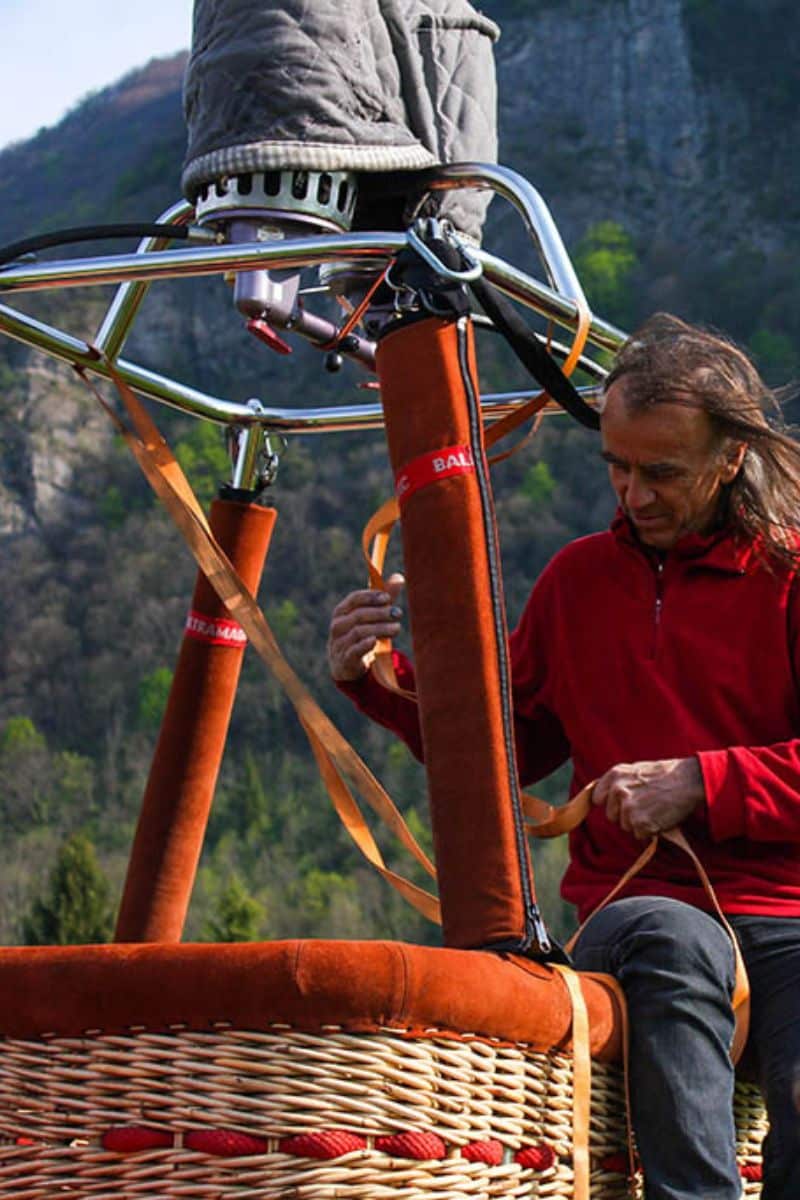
top-left (0, 233), bottom-right (401, 293)
top-left (92, 164), bottom-right (586, 351)
top-left (0, 300), bottom-right (602, 433)
top-left (94, 200), bottom-right (195, 360)
top-left (0, 164), bottom-right (626, 434)
top-left (0, 235), bottom-right (624, 351)
top-left (231, 422), bottom-right (267, 488)
top-left (417, 162), bottom-right (587, 304)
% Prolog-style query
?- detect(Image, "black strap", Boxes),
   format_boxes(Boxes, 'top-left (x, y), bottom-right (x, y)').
top-left (385, 227), bottom-right (601, 432)
top-left (471, 276), bottom-right (600, 431)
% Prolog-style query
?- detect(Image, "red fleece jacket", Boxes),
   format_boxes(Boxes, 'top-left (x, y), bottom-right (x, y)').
top-left (338, 515), bottom-right (800, 921)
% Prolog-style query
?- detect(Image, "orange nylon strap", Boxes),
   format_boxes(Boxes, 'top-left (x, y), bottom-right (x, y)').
top-left (562, 296), bottom-right (592, 376)
top-left (486, 405), bottom-right (546, 467)
top-left (360, 496), bottom-right (415, 697)
top-left (662, 826), bottom-right (750, 1064)
top-left (77, 362), bottom-right (441, 925)
top-left (525, 783), bottom-right (750, 1064)
top-left (528, 777), bottom-right (746, 1187)
top-left (551, 963), bottom-right (591, 1200)
top-left (523, 781), bottom-right (594, 836)
top-left (321, 264), bottom-right (389, 351)
top-left (561, 829), bottom-right (749, 1063)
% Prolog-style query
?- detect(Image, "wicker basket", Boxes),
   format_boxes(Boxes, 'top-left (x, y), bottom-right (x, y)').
top-left (0, 941), bottom-right (766, 1198)
top-left (0, 1029), bottom-right (767, 1197)
top-left (0, 1024), bottom-right (631, 1198)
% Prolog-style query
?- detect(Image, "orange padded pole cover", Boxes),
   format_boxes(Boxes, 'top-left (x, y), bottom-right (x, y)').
top-left (115, 498), bottom-right (275, 943)
top-left (375, 315), bottom-right (543, 952)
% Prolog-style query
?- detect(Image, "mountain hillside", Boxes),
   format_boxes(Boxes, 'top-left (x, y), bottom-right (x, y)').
top-left (0, 53), bottom-right (188, 242)
top-left (0, 2), bottom-right (797, 947)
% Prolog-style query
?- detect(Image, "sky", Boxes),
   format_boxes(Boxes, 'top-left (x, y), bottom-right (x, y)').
top-left (0, 0), bottom-right (194, 151)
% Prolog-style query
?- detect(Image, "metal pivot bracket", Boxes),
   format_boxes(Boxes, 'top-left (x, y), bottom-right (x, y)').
top-left (226, 402), bottom-right (285, 494)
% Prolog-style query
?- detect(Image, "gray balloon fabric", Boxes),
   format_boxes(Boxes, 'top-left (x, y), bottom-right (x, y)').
top-left (182, 0), bottom-right (499, 240)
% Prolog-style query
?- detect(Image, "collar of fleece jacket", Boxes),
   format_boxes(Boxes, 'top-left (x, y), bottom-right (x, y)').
top-left (610, 507), bottom-right (761, 575)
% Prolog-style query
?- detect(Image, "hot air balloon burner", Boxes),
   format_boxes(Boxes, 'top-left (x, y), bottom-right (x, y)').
top-left (193, 169), bottom-right (359, 351)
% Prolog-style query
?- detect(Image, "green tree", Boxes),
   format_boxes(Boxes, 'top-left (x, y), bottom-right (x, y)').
top-left (749, 328), bottom-right (799, 385)
top-left (266, 598), bottom-right (299, 642)
top-left (23, 834), bottom-right (113, 945)
top-left (239, 749), bottom-right (272, 842)
top-left (0, 719), bottom-right (95, 833)
top-left (521, 460), bottom-right (556, 508)
top-left (295, 868), bottom-right (363, 936)
top-left (203, 874), bottom-right (264, 942)
top-left (403, 805), bottom-right (434, 865)
top-left (573, 220), bottom-right (637, 326)
top-left (99, 484), bottom-right (127, 529)
top-left (0, 717), bottom-right (52, 828)
top-left (53, 751), bottom-right (96, 818)
top-left (175, 421), bottom-right (230, 507)
top-left (0, 716), bottom-right (45, 753)
top-left (137, 666), bottom-right (174, 730)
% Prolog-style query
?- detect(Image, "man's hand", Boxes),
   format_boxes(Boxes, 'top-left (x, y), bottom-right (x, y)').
top-left (591, 756), bottom-right (705, 840)
top-left (327, 573), bottom-right (405, 682)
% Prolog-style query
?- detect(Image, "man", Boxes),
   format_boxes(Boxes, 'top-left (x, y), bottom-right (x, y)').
top-left (328, 313), bottom-right (800, 1199)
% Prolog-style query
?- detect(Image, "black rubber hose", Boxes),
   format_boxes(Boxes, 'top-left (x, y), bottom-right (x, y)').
top-left (0, 223), bottom-right (193, 269)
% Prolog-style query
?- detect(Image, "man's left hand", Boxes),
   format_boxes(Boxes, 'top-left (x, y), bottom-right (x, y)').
top-left (591, 757), bottom-right (705, 840)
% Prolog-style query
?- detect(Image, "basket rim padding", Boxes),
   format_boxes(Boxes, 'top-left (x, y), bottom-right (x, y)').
top-left (0, 939), bottom-right (622, 1058)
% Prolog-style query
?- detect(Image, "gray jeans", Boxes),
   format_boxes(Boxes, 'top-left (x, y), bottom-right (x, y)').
top-left (572, 897), bottom-right (800, 1200)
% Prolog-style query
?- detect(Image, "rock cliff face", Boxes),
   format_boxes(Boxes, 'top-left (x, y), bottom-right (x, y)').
top-left (494, 0), bottom-right (746, 244)
top-left (0, 4), bottom-right (787, 257)
top-left (494, 0), bottom-right (798, 249)
top-left (0, 2), bottom-right (797, 536)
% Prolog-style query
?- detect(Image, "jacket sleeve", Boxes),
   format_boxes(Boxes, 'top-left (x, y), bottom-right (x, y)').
top-left (335, 651), bottom-right (425, 761)
top-left (698, 572), bottom-right (800, 842)
top-left (336, 579), bottom-right (572, 783)
top-left (698, 743), bottom-right (800, 842)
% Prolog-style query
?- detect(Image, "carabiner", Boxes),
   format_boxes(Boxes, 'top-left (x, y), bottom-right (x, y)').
top-left (406, 221), bottom-right (483, 283)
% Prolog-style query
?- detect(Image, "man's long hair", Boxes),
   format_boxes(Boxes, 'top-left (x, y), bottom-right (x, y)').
top-left (603, 313), bottom-right (800, 567)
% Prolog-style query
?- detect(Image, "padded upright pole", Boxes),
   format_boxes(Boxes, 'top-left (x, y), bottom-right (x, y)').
top-left (115, 498), bottom-right (275, 942)
top-left (375, 315), bottom-right (546, 953)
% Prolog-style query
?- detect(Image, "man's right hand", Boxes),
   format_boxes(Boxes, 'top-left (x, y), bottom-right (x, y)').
top-left (327, 573), bottom-right (405, 682)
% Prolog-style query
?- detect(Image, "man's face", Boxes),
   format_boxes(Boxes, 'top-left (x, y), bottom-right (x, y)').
top-left (600, 381), bottom-right (744, 551)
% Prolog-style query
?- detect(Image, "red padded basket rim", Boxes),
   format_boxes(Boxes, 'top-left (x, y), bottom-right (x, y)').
top-left (0, 939), bottom-right (622, 1060)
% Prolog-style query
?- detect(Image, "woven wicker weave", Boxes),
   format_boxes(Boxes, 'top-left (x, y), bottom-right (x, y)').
top-left (0, 1025), bottom-right (766, 1198)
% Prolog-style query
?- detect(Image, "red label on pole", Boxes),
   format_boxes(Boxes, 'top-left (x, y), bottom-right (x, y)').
top-left (395, 444), bottom-right (476, 506)
top-left (184, 609), bottom-right (247, 648)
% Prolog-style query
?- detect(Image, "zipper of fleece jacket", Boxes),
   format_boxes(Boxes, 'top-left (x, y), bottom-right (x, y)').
top-left (653, 558), bottom-right (665, 658)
